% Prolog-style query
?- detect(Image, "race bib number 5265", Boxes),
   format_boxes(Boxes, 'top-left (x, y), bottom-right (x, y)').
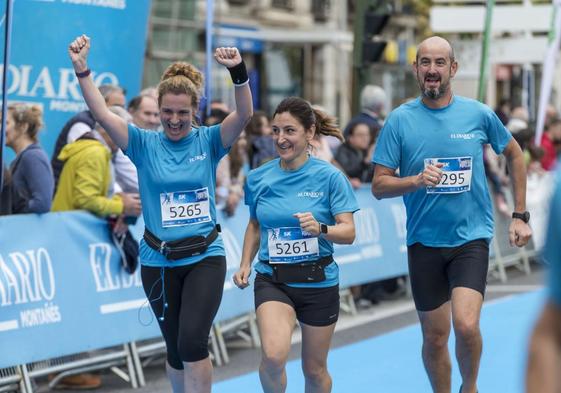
top-left (160, 188), bottom-right (211, 227)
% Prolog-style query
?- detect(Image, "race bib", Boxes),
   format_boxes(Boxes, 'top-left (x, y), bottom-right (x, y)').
top-left (267, 227), bottom-right (319, 264)
top-left (160, 188), bottom-right (211, 227)
top-left (424, 157), bottom-right (473, 194)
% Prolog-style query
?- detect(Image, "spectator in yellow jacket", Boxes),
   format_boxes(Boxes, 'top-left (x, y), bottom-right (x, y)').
top-left (51, 126), bottom-right (141, 218)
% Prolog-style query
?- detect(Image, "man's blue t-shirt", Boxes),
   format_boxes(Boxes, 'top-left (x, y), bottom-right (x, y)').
top-left (245, 157), bottom-right (359, 288)
top-left (544, 165), bottom-right (561, 305)
top-left (125, 123), bottom-right (229, 267)
top-left (372, 96), bottom-right (512, 247)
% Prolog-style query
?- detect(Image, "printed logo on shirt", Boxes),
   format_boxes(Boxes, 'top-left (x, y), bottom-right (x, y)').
top-left (450, 133), bottom-right (475, 140)
top-left (189, 152), bottom-right (207, 163)
top-left (297, 191), bottom-right (324, 198)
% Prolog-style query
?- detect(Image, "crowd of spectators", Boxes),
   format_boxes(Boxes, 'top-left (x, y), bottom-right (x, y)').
top-left (490, 101), bottom-right (561, 184)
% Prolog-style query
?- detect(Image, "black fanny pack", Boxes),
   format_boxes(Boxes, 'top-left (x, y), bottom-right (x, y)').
top-left (261, 255), bottom-right (334, 284)
top-left (143, 225), bottom-right (220, 260)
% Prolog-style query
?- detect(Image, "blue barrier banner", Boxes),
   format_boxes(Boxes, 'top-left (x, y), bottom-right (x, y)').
top-left (1, 0), bottom-right (151, 162)
top-left (0, 211), bottom-right (160, 368)
top-left (0, 187), bottom-right (407, 368)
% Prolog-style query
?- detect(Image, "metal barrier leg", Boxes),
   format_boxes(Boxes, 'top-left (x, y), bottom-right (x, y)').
top-left (214, 323), bottom-right (229, 365)
top-left (129, 341), bottom-right (146, 387)
top-left (520, 249), bottom-right (532, 275)
top-left (123, 344), bottom-right (138, 389)
top-left (339, 288), bottom-right (357, 316)
top-left (209, 329), bottom-right (222, 367)
top-left (492, 239), bottom-right (508, 283)
top-left (248, 313), bottom-right (260, 348)
top-left (18, 365), bottom-right (33, 393)
top-left (404, 276), bottom-right (413, 299)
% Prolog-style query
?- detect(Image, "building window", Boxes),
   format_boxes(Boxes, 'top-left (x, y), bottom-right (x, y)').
top-left (312, 0), bottom-right (330, 22)
top-left (272, 0), bottom-right (294, 10)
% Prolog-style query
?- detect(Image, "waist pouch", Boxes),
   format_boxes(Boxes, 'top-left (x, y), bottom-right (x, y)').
top-left (143, 225), bottom-right (220, 260)
top-left (261, 255), bottom-right (333, 284)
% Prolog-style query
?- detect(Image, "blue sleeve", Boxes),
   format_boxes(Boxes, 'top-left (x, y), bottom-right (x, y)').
top-left (20, 151), bottom-right (53, 213)
top-left (545, 170), bottom-right (561, 305)
top-left (484, 109), bottom-right (512, 154)
top-left (329, 170), bottom-right (359, 216)
top-left (124, 123), bottom-right (144, 167)
top-left (244, 174), bottom-right (257, 219)
top-left (372, 116), bottom-right (401, 170)
top-left (208, 124), bottom-right (230, 162)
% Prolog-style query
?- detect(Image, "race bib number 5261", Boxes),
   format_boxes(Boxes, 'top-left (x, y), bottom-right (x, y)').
top-left (267, 227), bottom-right (319, 264)
top-left (160, 188), bottom-right (211, 227)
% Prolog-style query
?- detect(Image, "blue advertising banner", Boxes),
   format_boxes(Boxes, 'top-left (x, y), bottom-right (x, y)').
top-left (0, 187), bottom-right (408, 368)
top-left (1, 0), bottom-right (151, 162)
top-left (0, 211), bottom-right (160, 368)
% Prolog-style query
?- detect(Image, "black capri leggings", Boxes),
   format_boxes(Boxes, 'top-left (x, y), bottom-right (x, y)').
top-left (141, 255), bottom-right (226, 369)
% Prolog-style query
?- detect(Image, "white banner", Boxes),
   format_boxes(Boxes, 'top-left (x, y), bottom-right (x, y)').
top-left (535, 0), bottom-right (561, 146)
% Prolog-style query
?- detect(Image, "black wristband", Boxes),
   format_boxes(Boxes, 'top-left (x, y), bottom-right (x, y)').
top-left (75, 68), bottom-right (91, 78)
top-left (227, 61), bottom-right (248, 86)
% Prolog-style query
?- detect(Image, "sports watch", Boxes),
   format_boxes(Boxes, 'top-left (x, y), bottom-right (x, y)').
top-left (511, 211), bottom-right (530, 223)
top-left (319, 223), bottom-right (329, 234)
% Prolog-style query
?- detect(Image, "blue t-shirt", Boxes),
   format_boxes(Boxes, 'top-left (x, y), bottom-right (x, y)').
top-left (372, 96), bottom-right (512, 247)
top-left (125, 123), bottom-right (229, 267)
top-left (245, 157), bottom-right (359, 288)
top-left (544, 165), bottom-right (561, 305)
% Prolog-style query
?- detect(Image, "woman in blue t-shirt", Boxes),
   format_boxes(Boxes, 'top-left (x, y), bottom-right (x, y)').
top-left (68, 35), bottom-right (253, 392)
top-left (234, 97), bottom-right (359, 393)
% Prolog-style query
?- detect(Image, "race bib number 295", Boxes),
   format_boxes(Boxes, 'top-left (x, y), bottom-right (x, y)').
top-left (160, 188), bottom-right (211, 227)
top-left (424, 157), bottom-right (473, 194)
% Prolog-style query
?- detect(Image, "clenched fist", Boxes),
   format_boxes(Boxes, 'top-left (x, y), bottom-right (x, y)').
top-left (214, 47), bottom-right (242, 68)
top-left (68, 34), bottom-right (90, 72)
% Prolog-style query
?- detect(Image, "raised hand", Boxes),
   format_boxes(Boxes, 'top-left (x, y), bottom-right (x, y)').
top-left (68, 34), bottom-right (90, 70)
top-left (214, 47), bottom-right (242, 68)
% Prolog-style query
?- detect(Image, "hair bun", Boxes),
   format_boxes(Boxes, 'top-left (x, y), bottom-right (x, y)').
top-left (161, 62), bottom-right (203, 92)
top-left (29, 105), bottom-right (43, 117)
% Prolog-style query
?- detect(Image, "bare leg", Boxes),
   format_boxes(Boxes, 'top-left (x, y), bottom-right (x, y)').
top-left (451, 287), bottom-right (483, 393)
top-left (166, 362), bottom-right (184, 393)
top-left (257, 301), bottom-right (297, 393)
top-left (183, 357), bottom-right (212, 393)
top-left (300, 322), bottom-right (336, 393)
top-left (418, 302), bottom-right (452, 393)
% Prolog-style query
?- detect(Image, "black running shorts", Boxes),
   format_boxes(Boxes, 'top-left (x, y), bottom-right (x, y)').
top-left (407, 239), bottom-right (489, 312)
top-left (254, 273), bottom-right (340, 327)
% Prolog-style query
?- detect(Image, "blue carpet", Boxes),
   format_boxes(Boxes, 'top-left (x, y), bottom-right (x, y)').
top-left (213, 290), bottom-right (545, 392)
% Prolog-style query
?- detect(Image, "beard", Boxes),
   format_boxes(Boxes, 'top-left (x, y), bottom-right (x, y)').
top-left (420, 79), bottom-right (449, 100)
top-left (417, 70), bottom-right (450, 100)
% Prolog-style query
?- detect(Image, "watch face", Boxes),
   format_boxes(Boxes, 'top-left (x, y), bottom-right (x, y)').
top-left (320, 223), bottom-right (328, 234)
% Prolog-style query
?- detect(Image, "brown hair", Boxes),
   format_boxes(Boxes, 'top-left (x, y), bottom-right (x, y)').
top-left (158, 62), bottom-right (204, 110)
top-left (8, 103), bottom-right (43, 143)
top-left (245, 111), bottom-right (269, 137)
top-left (273, 97), bottom-right (344, 142)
